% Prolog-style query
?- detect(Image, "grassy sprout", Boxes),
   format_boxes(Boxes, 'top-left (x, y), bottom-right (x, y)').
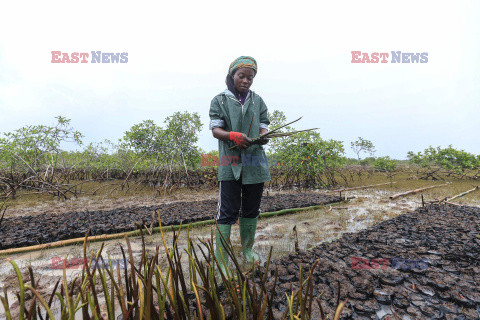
top-left (1, 219), bottom-right (346, 319)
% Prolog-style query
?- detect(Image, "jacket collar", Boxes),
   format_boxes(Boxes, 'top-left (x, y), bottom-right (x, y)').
top-left (223, 88), bottom-right (252, 101)
top-left (223, 89), bottom-right (254, 118)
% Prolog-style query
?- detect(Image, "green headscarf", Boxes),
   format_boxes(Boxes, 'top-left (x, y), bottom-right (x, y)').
top-left (228, 56), bottom-right (257, 76)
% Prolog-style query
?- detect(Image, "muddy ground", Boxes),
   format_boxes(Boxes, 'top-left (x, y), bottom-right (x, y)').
top-left (1, 179), bottom-right (479, 319)
top-left (0, 192), bottom-right (342, 250)
top-left (262, 203), bottom-right (480, 319)
top-left (3, 189), bottom-right (220, 218)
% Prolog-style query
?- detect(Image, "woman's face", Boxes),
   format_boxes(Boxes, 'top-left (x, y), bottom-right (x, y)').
top-left (233, 67), bottom-right (255, 94)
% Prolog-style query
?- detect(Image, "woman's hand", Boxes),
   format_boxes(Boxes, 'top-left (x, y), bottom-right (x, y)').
top-left (253, 137), bottom-right (269, 145)
top-left (256, 128), bottom-right (269, 145)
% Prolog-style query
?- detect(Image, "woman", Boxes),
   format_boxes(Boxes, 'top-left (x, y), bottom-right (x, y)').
top-left (209, 56), bottom-right (271, 275)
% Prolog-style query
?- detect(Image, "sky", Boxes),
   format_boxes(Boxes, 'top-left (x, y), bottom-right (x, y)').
top-left (0, 0), bottom-right (478, 159)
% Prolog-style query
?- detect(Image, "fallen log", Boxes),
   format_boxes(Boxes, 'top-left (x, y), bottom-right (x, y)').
top-left (447, 186), bottom-right (479, 202)
top-left (389, 183), bottom-right (450, 200)
top-left (329, 182), bottom-right (396, 193)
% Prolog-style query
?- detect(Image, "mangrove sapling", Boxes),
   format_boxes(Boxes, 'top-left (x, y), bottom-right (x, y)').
top-left (373, 156), bottom-right (398, 187)
top-left (351, 137), bottom-right (376, 162)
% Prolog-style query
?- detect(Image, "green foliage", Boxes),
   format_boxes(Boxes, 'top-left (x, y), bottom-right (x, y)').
top-left (351, 137), bottom-right (376, 161)
top-left (359, 156), bottom-right (376, 166)
top-left (118, 111), bottom-right (204, 174)
top-left (121, 112), bottom-right (203, 167)
top-left (268, 111), bottom-right (345, 187)
top-left (0, 116), bottom-right (83, 172)
top-left (164, 111), bottom-right (203, 168)
top-left (407, 145), bottom-right (480, 173)
top-left (73, 139), bottom-right (122, 171)
top-left (0, 112), bottom-right (206, 199)
top-left (267, 110), bottom-right (287, 133)
top-left (207, 149), bottom-right (219, 158)
top-left (373, 156), bottom-right (398, 173)
top-left (122, 120), bottom-right (164, 154)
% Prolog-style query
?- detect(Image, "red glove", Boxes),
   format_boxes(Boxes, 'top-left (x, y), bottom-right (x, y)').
top-left (229, 132), bottom-right (252, 149)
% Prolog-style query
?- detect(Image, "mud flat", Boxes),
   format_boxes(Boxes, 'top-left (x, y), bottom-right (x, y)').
top-left (0, 192), bottom-right (342, 250)
top-left (262, 203), bottom-right (480, 319)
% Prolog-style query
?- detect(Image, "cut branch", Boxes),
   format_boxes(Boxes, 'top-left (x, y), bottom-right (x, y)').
top-left (389, 183), bottom-right (450, 200)
top-left (447, 185), bottom-right (479, 202)
top-left (329, 182), bottom-right (396, 193)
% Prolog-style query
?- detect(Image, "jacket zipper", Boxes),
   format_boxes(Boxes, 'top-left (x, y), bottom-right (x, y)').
top-left (225, 90), bottom-right (254, 105)
top-left (226, 95), bottom-right (249, 105)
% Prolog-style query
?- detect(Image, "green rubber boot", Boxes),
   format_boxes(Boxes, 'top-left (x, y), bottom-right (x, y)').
top-left (215, 224), bottom-right (232, 276)
top-left (239, 217), bottom-right (260, 263)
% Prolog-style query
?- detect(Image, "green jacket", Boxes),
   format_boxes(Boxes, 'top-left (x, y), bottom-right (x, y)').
top-left (209, 89), bottom-right (271, 184)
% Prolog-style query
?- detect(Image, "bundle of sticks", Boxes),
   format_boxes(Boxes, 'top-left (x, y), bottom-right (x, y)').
top-left (230, 116), bottom-right (319, 150)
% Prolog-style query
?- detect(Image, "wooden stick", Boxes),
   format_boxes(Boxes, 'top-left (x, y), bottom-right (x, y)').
top-left (258, 116), bottom-right (303, 138)
top-left (447, 186), bottom-right (479, 202)
top-left (229, 116), bottom-right (305, 149)
top-left (0, 219), bottom-right (214, 256)
top-left (329, 182), bottom-right (396, 193)
top-left (389, 183), bottom-right (450, 200)
top-left (247, 111), bottom-right (255, 137)
top-left (444, 201), bottom-right (464, 206)
top-left (0, 200), bottom-right (350, 256)
top-left (266, 128), bottom-right (320, 138)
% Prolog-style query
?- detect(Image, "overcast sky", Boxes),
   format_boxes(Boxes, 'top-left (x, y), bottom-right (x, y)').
top-left (0, 0), bottom-right (478, 159)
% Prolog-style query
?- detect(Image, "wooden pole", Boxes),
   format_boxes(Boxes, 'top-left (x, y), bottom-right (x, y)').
top-left (445, 201), bottom-right (463, 206)
top-left (0, 220), bottom-right (214, 256)
top-left (447, 186), bottom-right (479, 202)
top-left (0, 201), bottom-right (349, 256)
top-left (329, 182), bottom-right (396, 193)
top-left (389, 183), bottom-right (450, 200)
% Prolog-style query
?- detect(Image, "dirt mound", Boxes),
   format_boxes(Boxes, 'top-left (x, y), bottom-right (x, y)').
top-left (263, 203), bottom-right (480, 319)
top-left (0, 192), bottom-right (341, 250)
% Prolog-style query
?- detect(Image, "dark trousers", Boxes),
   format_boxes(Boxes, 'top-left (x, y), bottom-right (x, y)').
top-left (216, 180), bottom-right (264, 225)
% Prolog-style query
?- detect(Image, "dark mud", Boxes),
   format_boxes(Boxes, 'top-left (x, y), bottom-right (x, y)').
top-left (261, 203), bottom-right (480, 319)
top-left (0, 193), bottom-right (341, 250)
